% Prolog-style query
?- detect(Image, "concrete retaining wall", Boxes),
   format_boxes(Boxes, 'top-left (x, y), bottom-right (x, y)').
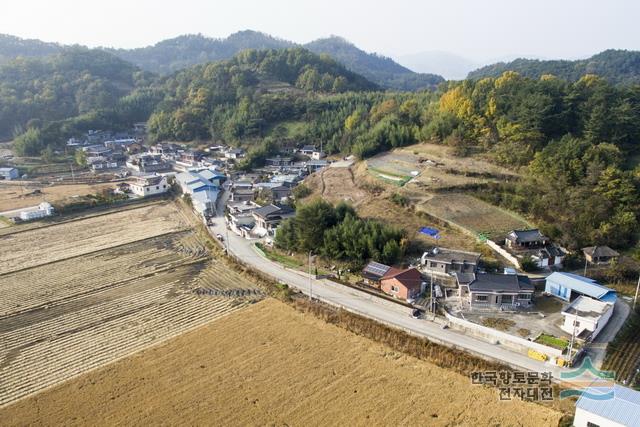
top-left (486, 240), bottom-right (521, 268)
top-left (444, 310), bottom-right (563, 359)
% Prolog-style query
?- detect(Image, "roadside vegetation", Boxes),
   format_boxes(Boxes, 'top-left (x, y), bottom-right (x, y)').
top-left (274, 199), bottom-right (406, 268)
top-left (603, 307), bottom-right (640, 387)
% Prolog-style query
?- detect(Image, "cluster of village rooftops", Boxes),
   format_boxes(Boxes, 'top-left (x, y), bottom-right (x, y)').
top-left (360, 237), bottom-right (619, 344)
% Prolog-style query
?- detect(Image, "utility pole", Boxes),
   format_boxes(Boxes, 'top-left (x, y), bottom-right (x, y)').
top-left (583, 257), bottom-right (588, 277)
top-left (308, 250), bottom-right (313, 301)
top-left (70, 162), bottom-right (76, 184)
top-left (567, 311), bottom-right (578, 366)
top-left (430, 270), bottom-right (434, 314)
top-left (634, 274), bottom-right (640, 311)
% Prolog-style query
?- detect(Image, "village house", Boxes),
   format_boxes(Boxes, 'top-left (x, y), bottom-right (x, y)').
top-left (545, 272), bottom-right (617, 303)
top-left (269, 185), bottom-right (292, 201)
top-left (265, 156), bottom-right (293, 167)
top-left (19, 202), bottom-right (54, 221)
top-left (306, 159), bottom-right (329, 173)
top-left (224, 148), bottom-right (245, 159)
top-left (504, 228), bottom-right (565, 268)
top-left (380, 267), bottom-right (424, 301)
top-left (505, 229), bottom-right (549, 249)
top-left (299, 145), bottom-right (317, 156)
top-left (582, 245), bottom-right (620, 265)
top-left (128, 175), bottom-right (170, 198)
top-left (82, 144), bottom-right (112, 157)
top-left (231, 188), bottom-right (255, 202)
top-left (0, 167), bottom-right (19, 180)
top-left (459, 273), bottom-right (534, 310)
top-left (227, 201), bottom-right (261, 238)
top-left (560, 296), bottom-right (614, 341)
top-left (176, 169), bottom-right (226, 217)
top-left (420, 247), bottom-right (481, 278)
top-left (104, 138), bottom-right (137, 150)
top-left (126, 153), bottom-right (172, 173)
top-left (252, 204), bottom-right (295, 236)
top-left (311, 150), bottom-right (326, 160)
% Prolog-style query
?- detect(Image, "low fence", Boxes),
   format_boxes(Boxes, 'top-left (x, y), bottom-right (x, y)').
top-left (443, 310), bottom-right (563, 360)
top-left (486, 240), bottom-right (521, 268)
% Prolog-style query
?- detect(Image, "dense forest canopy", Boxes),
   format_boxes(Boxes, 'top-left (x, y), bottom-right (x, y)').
top-left (0, 48), bottom-right (164, 156)
top-left (468, 50), bottom-right (640, 85)
top-left (0, 31), bottom-right (444, 91)
top-left (146, 48), bottom-right (380, 143)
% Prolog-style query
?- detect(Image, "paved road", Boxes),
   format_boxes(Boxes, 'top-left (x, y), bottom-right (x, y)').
top-left (210, 190), bottom-right (609, 385)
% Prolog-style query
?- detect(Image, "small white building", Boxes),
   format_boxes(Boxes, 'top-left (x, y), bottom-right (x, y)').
top-left (224, 148), bottom-right (245, 159)
top-left (574, 384), bottom-right (640, 427)
top-left (19, 202), bottom-right (54, 221)
top-left (561, 296), bottom-right (614, 341)
top-left (311, 150), bottom-right (326, 160)
top-left (129, 175), bottom-right (170, 197)
top-left (0, 167), bottom-right (19, 180)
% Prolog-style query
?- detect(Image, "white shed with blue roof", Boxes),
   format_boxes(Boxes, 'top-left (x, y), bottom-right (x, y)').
top-left (545, 272), bottom-right (617, 304)
top-left (574, 384), bottom-right (640, 427)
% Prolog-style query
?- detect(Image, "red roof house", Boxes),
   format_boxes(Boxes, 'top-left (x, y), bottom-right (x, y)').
top-left (380, 267), bottom-right (423, 301)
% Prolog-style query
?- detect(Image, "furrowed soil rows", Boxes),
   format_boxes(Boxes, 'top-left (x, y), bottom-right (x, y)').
top-left (0, 300), bottom-right (563, 426)
top-left (0, 202), bottom-right (263, 407)
top-left (0, 203), bottom-right (188, 275)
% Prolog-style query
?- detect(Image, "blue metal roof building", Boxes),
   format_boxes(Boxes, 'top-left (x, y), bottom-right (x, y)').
top-left (574, 384), bottom-right (640, 427)
top-left (545, 272), bottom-right (617, 303)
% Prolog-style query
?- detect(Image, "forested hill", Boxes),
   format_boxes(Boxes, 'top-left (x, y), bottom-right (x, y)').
top-left (304, 36), bottom-right (443, 91)
top-left (0, 34), bottom-right (64, 64)
top-left (468, 50), bottom-right (640, 85)
top-left (0, 48), bottom-right (157, 143)
top-left (147, 47), bottom-right (379, 142)
top-left (110, 32), bottom-right (443, 90)
top-left (0, 31), bottom-right (444, 91)
top-left (107, 31), bottom-right (294, 75)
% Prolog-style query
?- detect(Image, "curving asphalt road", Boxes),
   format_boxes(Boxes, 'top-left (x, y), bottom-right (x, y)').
top-left (210, 189), bottom-right (626, 385)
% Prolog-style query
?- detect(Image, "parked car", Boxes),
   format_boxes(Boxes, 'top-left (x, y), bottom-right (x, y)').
top-left (411, 309), bottom-right (424, 319)
top-left (216, 233), bottom-right (224, 241)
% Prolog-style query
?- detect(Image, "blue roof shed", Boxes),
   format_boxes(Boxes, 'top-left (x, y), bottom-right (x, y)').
top-left (575, 384), bottom-right (640, 427)
top-left (545, 272), bottom-right (617, 303)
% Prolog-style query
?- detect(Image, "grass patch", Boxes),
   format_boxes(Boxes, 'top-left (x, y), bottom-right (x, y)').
top-left (481, 317), bottom-right (515, 331)
top-left (255, 243), bottom-right (304, 269)
top-left (517, 328), bottom-right (531, 338)
top-left (534, 334), bottom-right (569, 350)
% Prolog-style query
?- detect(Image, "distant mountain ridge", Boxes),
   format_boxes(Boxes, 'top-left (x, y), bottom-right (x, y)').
top-left (468, 49), bottom-right (640, 85)
top-left (0, 31), bottom-right (443, 91)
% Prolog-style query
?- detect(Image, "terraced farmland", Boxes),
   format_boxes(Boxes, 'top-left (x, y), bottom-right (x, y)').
top-left (0, 202), bottom-right (262, 407)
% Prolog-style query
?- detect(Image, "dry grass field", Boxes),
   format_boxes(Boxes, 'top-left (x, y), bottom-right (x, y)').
top-left (0, 181), bottom-right (116, 212)
top-left (418, 193), bottom-right (531, 238)
top-left (0, 202), bottom-right (262, 406)
top-left (366, 143), bottom-right (519, 191)
top-left (0, 203), bottom-right (188, 274)
top-left (304, 164), bottom-right (481, 253)
top-left (0, 299), bottom-right (563, 427)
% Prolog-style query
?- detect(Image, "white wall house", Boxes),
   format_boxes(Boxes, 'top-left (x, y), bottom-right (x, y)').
top-left (19, 202), bottom-right (54, 221)
top-left (560, 296), bottom-right (614, 341)
top-left (129, 175), bottom-right (169, 197)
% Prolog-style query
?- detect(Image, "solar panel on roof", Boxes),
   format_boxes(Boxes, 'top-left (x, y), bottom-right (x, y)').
top-left (364, 262), bottom-right (391, 277)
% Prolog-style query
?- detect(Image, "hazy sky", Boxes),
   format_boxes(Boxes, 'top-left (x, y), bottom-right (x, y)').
top-left (2, 0), bottom-right (639, 61)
